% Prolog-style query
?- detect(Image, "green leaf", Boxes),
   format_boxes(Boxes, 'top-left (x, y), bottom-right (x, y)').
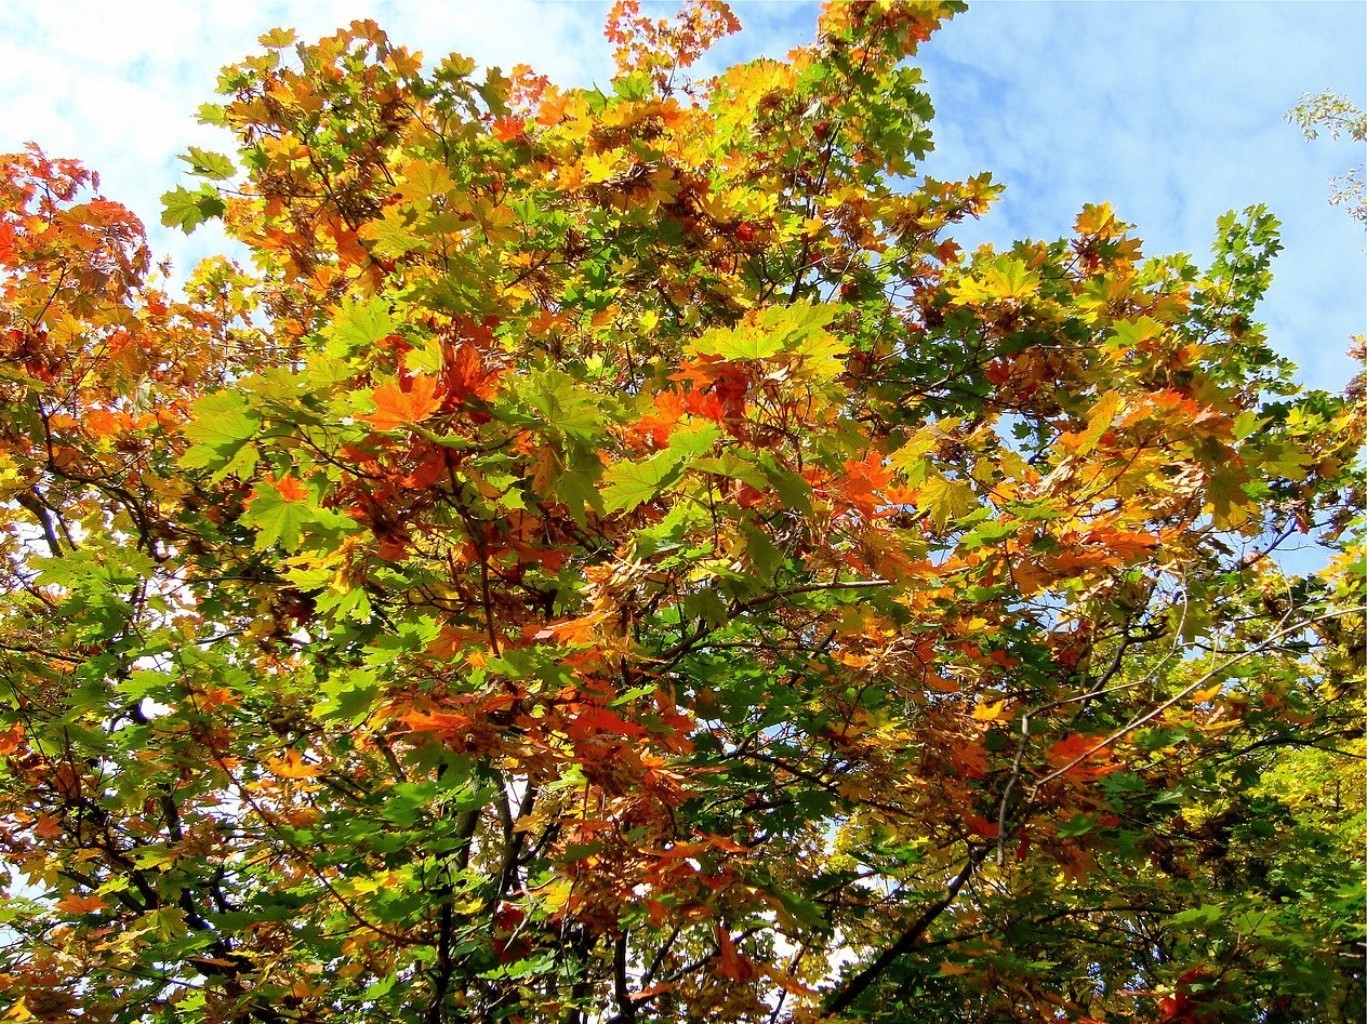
top-left (325, 296), bottom-right (396, 357)
top-left (179, 147), bottom-right (236, 181)
top-left (692, 455), bottom-right (769, 492)
top-left (1168, 905), bottom-right (1225, 930)
top-left (315, 668), bottom-right (380, 724)
top-left (602, 450), bottom-right (685, 514)
top-left (757, 453), bottom-right (812, 514)
top-left (663, 421), bottom-right (720, 461)
top-left (182, 391), bottom-right (260, 448)
top-left (740, 522), bottom-right (784, 577)
top-left (239, 482), bottom-right (314, 552)
top-left (772, 888), bottom-right (828, 932)
top-left (687, 302), bottom-right (840, 363)
top-left (557, 462), bottom-right (605, 527)
top-left (688, 323), bottom-right (783, 361)
top-left (521, 369), bottom-right (608, 442)
top-left (195, 103), bottom-right (228, 127)
top-left (1207, 464), bottom-right (1254, 530)
top-left (160, 184), bottom-right (226, 234)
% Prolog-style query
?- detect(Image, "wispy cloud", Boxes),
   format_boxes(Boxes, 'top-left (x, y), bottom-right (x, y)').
top-left (917, 1), bottom-right (1366, 391)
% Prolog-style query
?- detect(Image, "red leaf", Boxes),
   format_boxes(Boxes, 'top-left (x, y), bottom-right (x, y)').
top-left (964, 813), bottom-right (1000, 839)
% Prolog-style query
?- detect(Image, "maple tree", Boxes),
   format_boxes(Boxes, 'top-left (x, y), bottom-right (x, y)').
top-left (1, 3), bottom-right (1363, 1023)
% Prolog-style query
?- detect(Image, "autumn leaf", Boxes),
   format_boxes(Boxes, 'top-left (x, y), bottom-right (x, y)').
top-left (363, 375), bottom-right (443, 430)
top-left (56, 894), bottom-right (108, 915)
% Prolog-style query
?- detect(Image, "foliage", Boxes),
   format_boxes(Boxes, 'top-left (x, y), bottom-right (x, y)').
top-left (1288, 89), bottom-right (1367, 227)
top-left (1, 4), bottom-right (1363, 1023)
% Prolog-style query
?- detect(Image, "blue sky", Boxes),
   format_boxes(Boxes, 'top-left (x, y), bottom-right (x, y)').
top-left (1, 1), bottom-right (1361, 392)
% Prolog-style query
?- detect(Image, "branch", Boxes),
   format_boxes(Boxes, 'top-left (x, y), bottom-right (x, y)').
top-left (1028, 609), bottom-right (1361, 797)
top-left (823, 846), bottom-right (987, 1016)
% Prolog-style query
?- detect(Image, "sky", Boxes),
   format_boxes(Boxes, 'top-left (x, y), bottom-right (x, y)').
top-left (0, 0), bottom-right (1362, 393)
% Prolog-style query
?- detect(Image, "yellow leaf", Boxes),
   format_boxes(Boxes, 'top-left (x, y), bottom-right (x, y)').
top-left (1061, 390), bottom-right (1122, 455)
top-left (971, 699), bottom-right (1009, 722)
top-left (918, 473), bottom-right (976, 529)
top-left (948, 256), bottom-right (1040, 305)
top-left (581, 150), bottom-right (624, 185)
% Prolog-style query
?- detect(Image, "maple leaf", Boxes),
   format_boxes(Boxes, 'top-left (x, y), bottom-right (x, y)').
top-left (363, 375), bottom-right (442, 430)
top-left (56, 894), bottom-right (108, 915)
top-left (569, 706), bottom-right (647, 738)
top-left (241, 476), bottom-right (314, 551)
top-left (441, 343), bottom-right (499, 405)
top-left (491, 115), bottom-right (526, 142)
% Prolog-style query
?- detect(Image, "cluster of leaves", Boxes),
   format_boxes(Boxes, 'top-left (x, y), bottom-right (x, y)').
top-left (1288, 89), bottom-right (1367, 228)
top-left (1, 3), bottom-right (1363, 1024)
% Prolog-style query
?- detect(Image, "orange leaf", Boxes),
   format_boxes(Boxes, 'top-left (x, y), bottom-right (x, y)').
top-left (401, 709), bottom-right (473, 736)
top-left (363, 375), bottom-right (442, 430)
top-left (537, 90), bottom-right (571, 126)
top-left (1046, 733), bottom-right (1120, 779)
top-left (699, 832), bottom-right (749, 853)
top-left (266, 473), bottom-right (309, 503)
top-left (492, 115), bottom-right (526, 142)
top-left (57, 893), bottom-right (107, 914)
top-left (0, 722), bottom-right (24, 755)
top-left (265, 749), bottom-right (320, 780)
top-left (570, 706), bottom-right (647, 738)
top-left (964, 813), bottom-right (1000, 839)
top-left (441, 341), bottom-right (500, 405)
top-left (714, 925), bottom-right (756, 981)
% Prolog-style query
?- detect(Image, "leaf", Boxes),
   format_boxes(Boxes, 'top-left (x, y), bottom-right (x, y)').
top-left (602, 449), bottom-right (686, 514)
top-left (971, 699), bottom-right (1009, 722)
top-left (181, 390), bottom-right (261, 474)
top-left (363, 376), bottom-right (442, 430)
top-left (179, 147), bottom-right (236, 181)
top-left (182, 391), bottom-right (261, 449)
top-left (1062, 390), bottom-right (1122, 455)
top-left (326, 297), bottom-right (396, 357)
top-left (686, 302), bottom-right (840, 363)
top-left (240, 478), bottom-right (315, 552)
top-left (160, 183), bottom-right (226, 233)
top-left (258, 26), bottom-right (297, 47)
top-left (557, 461), bottom-right (605, 527)
top-left (1207, 464), bottom-right (1254, 530)
top-left (520, 369), bottom-right (608, 442)
top-left (918, 473), bottom-right (976, 529)
top-left (56, 894), bottom-right (107, 915)
top-left (570, 706), bottom-right (647, 738)
top-left (688, 323), bottom-right (783, 362)
top-left (949, 256), bottom-right (1040, 304)
top-left (1167, 905), bottom-right (1225, 930)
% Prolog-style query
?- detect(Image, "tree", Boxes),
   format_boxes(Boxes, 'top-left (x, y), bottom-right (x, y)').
top-left (1, 3), bottom-right (1363, 1023)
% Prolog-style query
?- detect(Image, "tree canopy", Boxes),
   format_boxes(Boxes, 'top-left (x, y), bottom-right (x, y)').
top-left (1, 3), bottom-right (1363, 1023)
